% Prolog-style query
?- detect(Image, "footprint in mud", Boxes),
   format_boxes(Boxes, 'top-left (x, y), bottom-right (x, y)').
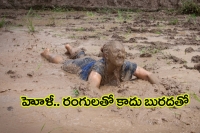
top-left (160, 78), bottom-right (185, 96)
top-left (191, 55), bottom-right (200, 63)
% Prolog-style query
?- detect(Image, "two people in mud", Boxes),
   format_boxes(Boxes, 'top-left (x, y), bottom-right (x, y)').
top-left (41, 41), bottom-right (159, 92)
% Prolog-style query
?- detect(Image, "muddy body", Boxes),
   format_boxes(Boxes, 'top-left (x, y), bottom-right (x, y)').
top-left (0, 9), bottom-right (200, 133)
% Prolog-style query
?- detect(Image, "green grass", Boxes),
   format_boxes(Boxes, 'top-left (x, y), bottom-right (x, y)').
top-left (169, 18), bottom-right (179, 25)
top-left (0, 17), bottom-right (5, 28)
top-left (26, 8), bottom-right (36, 32)
top-left (26, 7), bottom-right (41, 18)
top-left (46, 15), bottom-right (55, 26)
top-left (180, 0), bottom-right (200, 15)
top-left (72, 88), bottom-right (79, 97)
top-left (186, 13), bottom-right (197, 25)
top-left (116, 10), bottom-right (131, 21)
top-left (27, 18), bottom-right (35, 32)
top-left (40, 123), bottom-right (45, 133)
top-left (192, 93), bottom-right (200, 102)
top-left (135, 9), bottom-right (142, 13)
top-left (118, 10), bottom-right (123, 21)
top-left (155, 31), bottom-right (161, 34)
top-left (76, 27), bottom-right (85, 31)
top-left (86, 11), bottom-right (94, 17)
top-left (36, 62), bottom-right (42, 71)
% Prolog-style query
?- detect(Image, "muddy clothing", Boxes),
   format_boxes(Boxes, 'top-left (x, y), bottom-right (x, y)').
top-left (62, 51), bottom-right (137, 84)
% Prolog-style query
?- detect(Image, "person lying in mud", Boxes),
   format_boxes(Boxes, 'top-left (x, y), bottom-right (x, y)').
top-left (41, 41), bottom-right (159, 89)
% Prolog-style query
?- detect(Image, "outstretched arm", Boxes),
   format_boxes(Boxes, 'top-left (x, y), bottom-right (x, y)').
top-left (134, 66), bottom-right (159, 84)
top-left (88, 71), bottom-right (102, 89)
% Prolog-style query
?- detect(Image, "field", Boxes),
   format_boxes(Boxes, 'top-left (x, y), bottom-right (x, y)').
top-left (0, 8), bottom-right (200, 133)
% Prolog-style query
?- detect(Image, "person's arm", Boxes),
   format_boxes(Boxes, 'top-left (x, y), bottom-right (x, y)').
top-left (87, 71), bottom-right (102, 96)
top-left (134, 66), bottom-right (159, 84)
top-left (88, 71), bottom-right (102, 88)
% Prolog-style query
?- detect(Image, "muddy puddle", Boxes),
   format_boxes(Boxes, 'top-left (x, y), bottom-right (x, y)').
top-left (0, 9), bottom-right (200, 133)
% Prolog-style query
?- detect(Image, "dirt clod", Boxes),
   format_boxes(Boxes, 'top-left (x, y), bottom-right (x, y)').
top-left (168, 55), bottom-right (186, 64)
top-left (6, 70), bottom-right (15, 74)
top-left (185, 47), bottom-right (194, 53)
top-left (191, 55), bottom-right (200, 63)
top-left (194, 63), bottom-right (200, 72)
top-left (140, 53), bottom-right (152, 57)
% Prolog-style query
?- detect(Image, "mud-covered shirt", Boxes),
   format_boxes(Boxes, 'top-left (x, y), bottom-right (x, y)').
top-left (63, 57), bottom-right (137, 84)
top-left (92, 59), bottom-right (137, 85)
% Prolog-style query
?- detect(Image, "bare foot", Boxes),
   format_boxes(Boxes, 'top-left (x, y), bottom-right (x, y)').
top-left (65, 44), bottom-right (71, 54)
top-left (41, 49), bottom-right (50, 57)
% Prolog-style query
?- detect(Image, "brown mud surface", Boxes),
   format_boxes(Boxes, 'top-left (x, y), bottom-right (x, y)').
top-left (0, 9), bottom-right (200, 133)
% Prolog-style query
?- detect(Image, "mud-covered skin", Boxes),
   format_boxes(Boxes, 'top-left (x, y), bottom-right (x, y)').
top-left (102, 41), bottom-right (127, 86)
top-left (41, 49), bottom-right (64, 64)
top-left (62, 52), bottom-right (137, 85)
top-left (92, 59), bottom-right (137, 85)
top-left (2, 9), bottom-right (200, 133)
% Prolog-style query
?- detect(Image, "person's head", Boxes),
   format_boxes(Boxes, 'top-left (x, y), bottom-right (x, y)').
top-left (102, 41), bottom-right (126, 67)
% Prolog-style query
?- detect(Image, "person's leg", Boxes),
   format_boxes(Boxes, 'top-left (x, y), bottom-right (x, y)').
top-left (65, 44), bottom-right (73, 55)
top-left (65, 44), bottom-right (85, 59)
top-left (41, 49), bottom-right (63, 64)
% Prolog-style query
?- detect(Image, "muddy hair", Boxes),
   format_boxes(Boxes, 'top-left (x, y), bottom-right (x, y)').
top-left (101, 41), bottom-right (121, 57)
top-left (101, 41), bottom-right (122, 86)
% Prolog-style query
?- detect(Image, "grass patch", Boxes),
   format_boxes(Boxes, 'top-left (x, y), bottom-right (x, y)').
top-left (117, 10), bottom-right (123, 21)
top-left (0, 17), bottom-right (5, 28)
top-left (192, 93), bottom-right (200, 102)
top-left (186, 13), bottom-right (197, 24)
top-left (26, 8), bottom-right (36, 32)
top-left (36, 62), bottom-right (42, 71)
top-left (46, 15), bottom-right (56, 26)
top-left (116, 10), bottom-right (131, 22)
top-left (180, 0), bottom-right (200, 15)
top-left (86, 11), bottom-right (94, 17)
top-left (76, 27), bottom-right (85, 31)
top-left (155, 31), bottom-right (161, 34)
top-left (27, 18), bottom-right (35, 32)
top-left (72, 88), bottom-right (79, 97)
top-left (169, 18), bottom-right (179, 25)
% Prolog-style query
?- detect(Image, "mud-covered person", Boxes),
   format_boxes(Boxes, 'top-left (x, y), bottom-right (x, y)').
top-left (41, 41), bottom-right (159, 94)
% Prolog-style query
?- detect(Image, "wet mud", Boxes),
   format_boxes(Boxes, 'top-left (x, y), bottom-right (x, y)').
top-left (191, 55), bottom-right (200, 63)
top-left (0, 9), bottom-right (200, 133)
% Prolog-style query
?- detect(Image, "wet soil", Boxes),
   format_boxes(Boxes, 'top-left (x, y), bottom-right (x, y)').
top-left (0, 9), bottom-right (200, 133)
top-left (191, 55), bottom-right (200, 63)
